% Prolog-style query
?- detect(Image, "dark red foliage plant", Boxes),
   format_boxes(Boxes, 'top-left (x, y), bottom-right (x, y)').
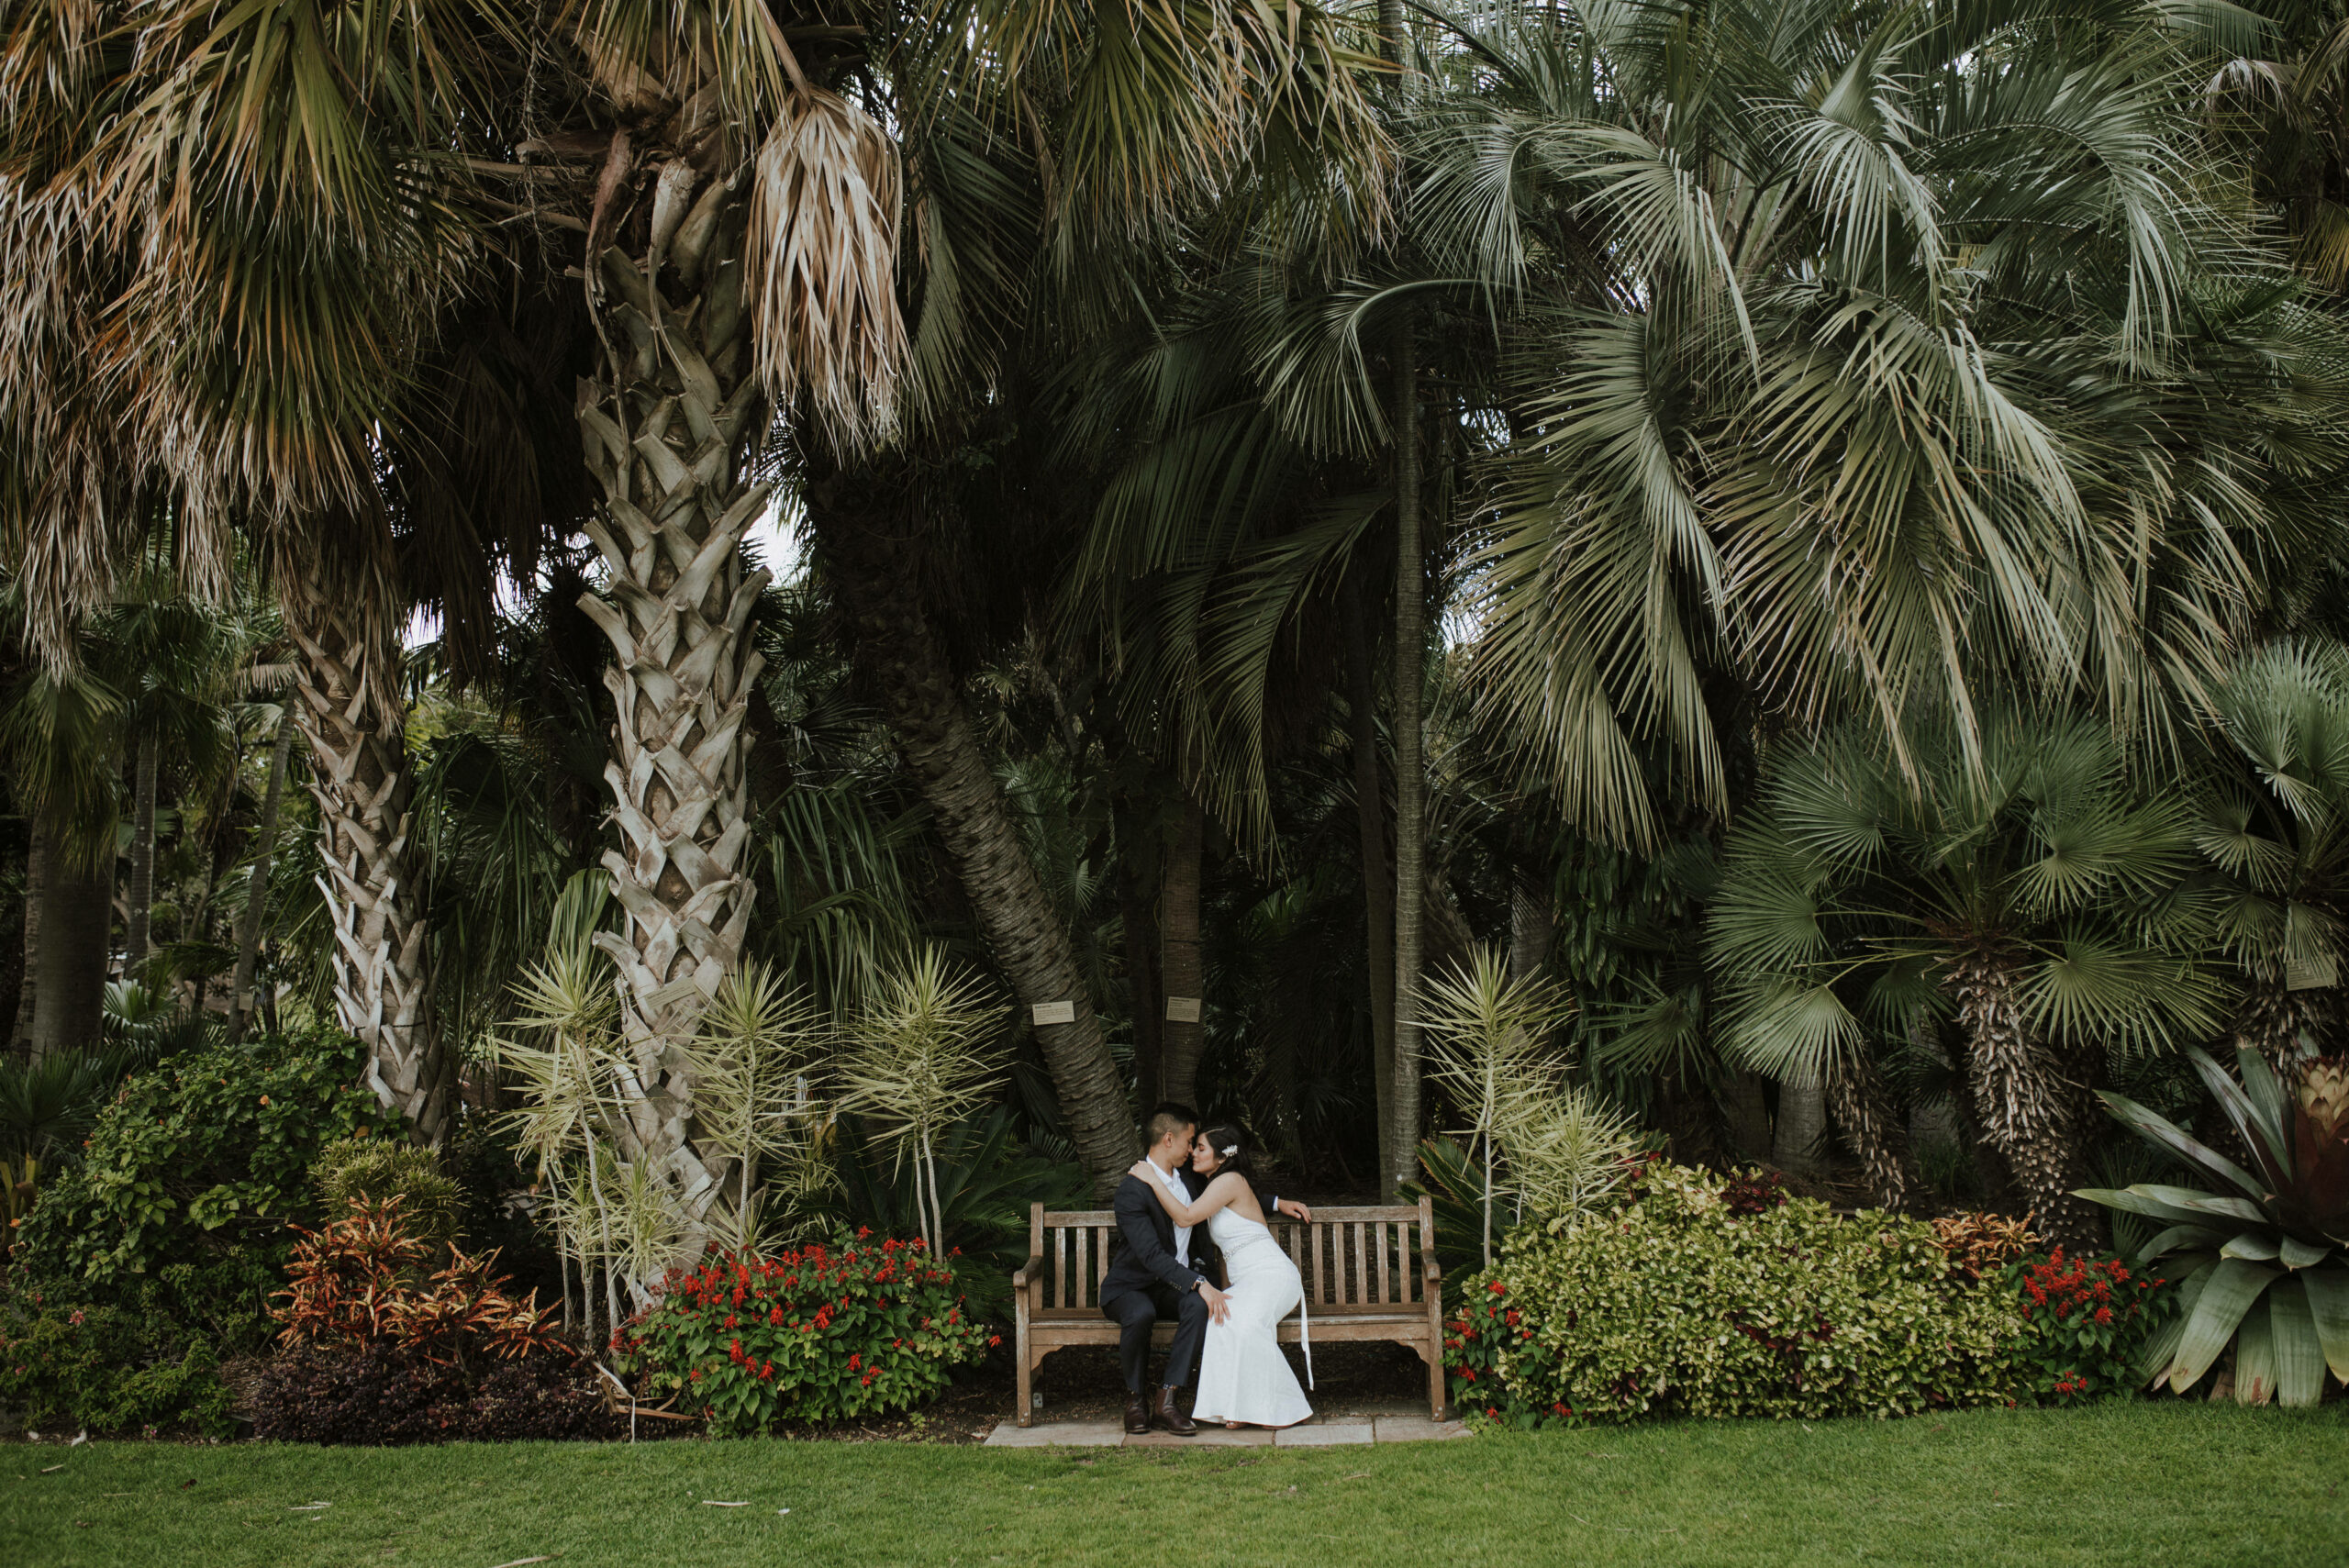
top-left (252, 1197), bottom-right (619, 1444)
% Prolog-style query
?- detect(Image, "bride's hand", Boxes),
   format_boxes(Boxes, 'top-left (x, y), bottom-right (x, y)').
top-left (1128, 1160), bottom-right (1154, 1183)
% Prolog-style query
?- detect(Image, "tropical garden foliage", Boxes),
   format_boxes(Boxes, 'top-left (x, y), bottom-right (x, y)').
top-left (3, 0), bottom-right (2349, 1444)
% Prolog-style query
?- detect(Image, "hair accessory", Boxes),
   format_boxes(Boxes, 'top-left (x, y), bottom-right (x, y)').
top-left (1220, 1143), bottom-right (1238, 1157)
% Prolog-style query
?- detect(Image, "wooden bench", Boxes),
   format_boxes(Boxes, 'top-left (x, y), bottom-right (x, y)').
top-left (1011, 1198), bottom-right (1447, 1426)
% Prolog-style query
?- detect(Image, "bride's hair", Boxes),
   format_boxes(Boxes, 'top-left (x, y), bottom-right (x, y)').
top-left (1198, 1121), bottom-right (1257, 1187)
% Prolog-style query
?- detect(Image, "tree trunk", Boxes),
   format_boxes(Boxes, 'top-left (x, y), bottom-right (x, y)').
top-left (1721, 1069), bottom-right (1773, 1163)
top-left (1341, 577), bottom-right (1397, 1189)
top-left (573, 162), bottom-right (772, 1252)
top-left (1117, 797), bottom-right (1164, 1106)
top-left (2231, 980), bottom-right (2332, 1074)
top-left (287, 595), bottom-right (448, 1145)
top-left (1823, 1051), bottom-right (1914, 1210)
top-left (123, 734), bottom-right (159, 984)
top-left (228, 712), bottom-right (296, 1045)
top-left (1158, 793), bottom-right (1207, 1108)
top-left (28, 826), bottom-right (107, 1065)
top-left (1945, 950), bottom-right (2101, 1250)
top-left (1387, 315), bottom-right (1428, 1196)
top-left (806, 461), bottom-right (1135, 1194)
top-left (11, 817), bottom-right (48, 1054)
top-left (1772, 1075), bottom-right (1827, 1173)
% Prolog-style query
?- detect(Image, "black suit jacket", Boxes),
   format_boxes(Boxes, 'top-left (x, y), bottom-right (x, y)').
top-left (1102, 1173), bottom-right (1205, 1299)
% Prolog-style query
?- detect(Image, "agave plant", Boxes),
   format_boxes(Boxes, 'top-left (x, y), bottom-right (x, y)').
top-left (2079, 1047), bottom-right (2349, 1407)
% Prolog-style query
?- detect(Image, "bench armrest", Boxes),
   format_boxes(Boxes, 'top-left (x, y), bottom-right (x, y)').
top-left (1422, 1256), bottom-right (1443, 1284)
top-left (1011, 1253), bottom-right (1046, 1292)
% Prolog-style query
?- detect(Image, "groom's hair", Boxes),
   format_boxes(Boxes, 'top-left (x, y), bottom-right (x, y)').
top-left (1144, 1106), bottom-right (1197, 1149)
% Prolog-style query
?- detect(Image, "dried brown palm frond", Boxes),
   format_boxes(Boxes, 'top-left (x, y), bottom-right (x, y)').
top-left (745, 87), bottom-right (907, 451)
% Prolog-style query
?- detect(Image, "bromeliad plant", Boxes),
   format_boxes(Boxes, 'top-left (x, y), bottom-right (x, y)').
top-left (2079, 1047), bottom-right (2349, 1406)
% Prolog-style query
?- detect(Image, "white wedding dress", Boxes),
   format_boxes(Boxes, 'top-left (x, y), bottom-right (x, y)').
top-left (1189, 1206), bottom-right (1313, 1428)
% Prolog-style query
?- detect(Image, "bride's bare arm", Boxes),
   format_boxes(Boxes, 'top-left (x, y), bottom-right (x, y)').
top-left (1124, 1163), bottom-right (1246, 1228)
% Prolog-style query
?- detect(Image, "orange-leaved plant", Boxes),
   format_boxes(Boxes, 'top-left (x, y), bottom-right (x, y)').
top-left (273, 1196), bottom-right (568, 1369)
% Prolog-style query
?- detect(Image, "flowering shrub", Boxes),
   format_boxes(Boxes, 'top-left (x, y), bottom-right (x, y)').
top-left (2002, 1249), bottom-right (2172, 1404)
top-left (1444, 1275), bottom-right (1556, 1428)
top-left (0, 1252), bottom-right (278, 1438)
top-left (1488, 1163), bottom-right (2028, 1422)
top-left (612, 1234), bottom-right (992, 1434)
top-left (12, 1033), bottom-right (384, 1288)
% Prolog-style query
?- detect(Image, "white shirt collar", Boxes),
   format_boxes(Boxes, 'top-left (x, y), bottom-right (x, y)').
top-left (1152, 1157), bottom-right (1192, 1265)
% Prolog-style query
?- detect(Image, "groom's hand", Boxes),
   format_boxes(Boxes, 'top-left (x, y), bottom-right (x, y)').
top-left (1197, 1280), bottom-right (1230, 1323)
top-left (1275, 1198), bottom-right (1313, 1224)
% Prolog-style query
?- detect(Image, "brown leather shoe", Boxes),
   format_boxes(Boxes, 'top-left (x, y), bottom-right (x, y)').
top-left (1151, 1385), bottom-right (1197, 1435)
top-left (1122, 1394), bottom-right (1150, 1436)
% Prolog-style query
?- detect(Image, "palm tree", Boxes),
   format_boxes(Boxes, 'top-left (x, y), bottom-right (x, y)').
top-left (2195, 641), bottom-right (2349, 1066)
top-left (0, 0), bottom-right (518, 1140)
top-left (1419, 0), bottom-right (2349, 854)
top-left (1709, 710), bottom-right (2224, 1247)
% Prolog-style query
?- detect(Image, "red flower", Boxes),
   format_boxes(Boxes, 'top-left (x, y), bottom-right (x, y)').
top-left (1486, 1280), bottom-right (1507, 1296)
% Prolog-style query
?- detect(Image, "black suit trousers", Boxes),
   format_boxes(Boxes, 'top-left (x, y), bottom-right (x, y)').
top-left (1099, 1277), bottom-right (1208, 1394)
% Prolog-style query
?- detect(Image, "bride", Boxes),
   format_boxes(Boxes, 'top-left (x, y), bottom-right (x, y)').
top-left (1128, 1122), bottom-right (1312, 1429)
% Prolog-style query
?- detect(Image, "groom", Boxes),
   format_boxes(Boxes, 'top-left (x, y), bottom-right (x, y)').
top-left (1100, 1103), bottom-right (1311, 1436)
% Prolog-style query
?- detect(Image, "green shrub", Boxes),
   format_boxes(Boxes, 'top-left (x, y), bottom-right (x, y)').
top-left (612, 1238), bottom-right (992, 1435)
top-left (1488, 1163), bottom-right (2027, 1423)
top-left (0, 1253), bottom-right (279, 1438)
top-left (12, 1032), bottom-right (384, 1288)
top-left (311, 1138), bottom-right (461, 1253)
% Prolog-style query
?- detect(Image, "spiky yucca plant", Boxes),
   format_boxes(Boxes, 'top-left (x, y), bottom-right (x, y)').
top-left (2080, 1047), bottom-right (2349, 1407)
top-left (494, 939), bottom-right (820, 1329)
top-left (835, 949), bottom-right (1008, 1259)
top-left (1421, 945), bottom-right (1634, 1265)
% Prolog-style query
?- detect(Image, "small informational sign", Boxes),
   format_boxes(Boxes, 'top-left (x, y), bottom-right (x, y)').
top-left (1163, 995), bottom-right (1203, 1023)
top-left (1031, 999), bottom-right (1077, 1026)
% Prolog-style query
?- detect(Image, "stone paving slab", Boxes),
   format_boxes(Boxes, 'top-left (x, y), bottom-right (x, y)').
top-left (981, 1415), bottom-right (1466, 1447)
top-left (1273, 1421), bottom-right (1374, 1447)
top-left (983, 1420), bottom-right (1126, 1448)
top-left (1125, 1426), bottom-right (1274, 1447)
top-left (1370, 1415), bottom-right (1471, 1442)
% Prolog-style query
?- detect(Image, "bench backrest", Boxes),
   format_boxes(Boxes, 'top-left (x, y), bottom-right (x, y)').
top-left (1027, 1197), bottom-right (1436, 1316)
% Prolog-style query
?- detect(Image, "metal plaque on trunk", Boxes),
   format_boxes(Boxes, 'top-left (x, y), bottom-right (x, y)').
top-left (1030, 999), bottom-right (1076, 1026)
top-left (1163, 996), bottom-right (1203, 1023)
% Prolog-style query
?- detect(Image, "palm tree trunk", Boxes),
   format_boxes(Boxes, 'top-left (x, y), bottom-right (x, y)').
top-left (228, 711), bottom-right (295, 1045)
top-left (1387, 316), bottom-right (1428, 1196)
top-left (123, 734), bottom-right (158, 983)
top-left (805, 462), bottom-right (1136, 1194)
top-left (1823, 1051), bottom-right (1913, 1210)
top-left (11, 817), bottom-right (47, 1054)
top-left (1944, 950), bottom-right (2100, 1250)
top-left (573, 166), bottom-right (772, 1249)
top-left (28, 824), bottom-right (107, 1066)
top-left (1117, 798), bottom-right (1164, 1104)
top-left (1341, 578), bottom-right (1397, 1187)
top-left (287, 596), bottom-right (448, 1145)
top-left (1158, 793), bottom-right (1207, 1107)
top-left (1772, 1075), bottom-right (1826, 1173)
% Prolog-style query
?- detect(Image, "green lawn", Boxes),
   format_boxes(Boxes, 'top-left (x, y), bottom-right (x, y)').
top-left (6, 1403), bottom-right (2342, 1567)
